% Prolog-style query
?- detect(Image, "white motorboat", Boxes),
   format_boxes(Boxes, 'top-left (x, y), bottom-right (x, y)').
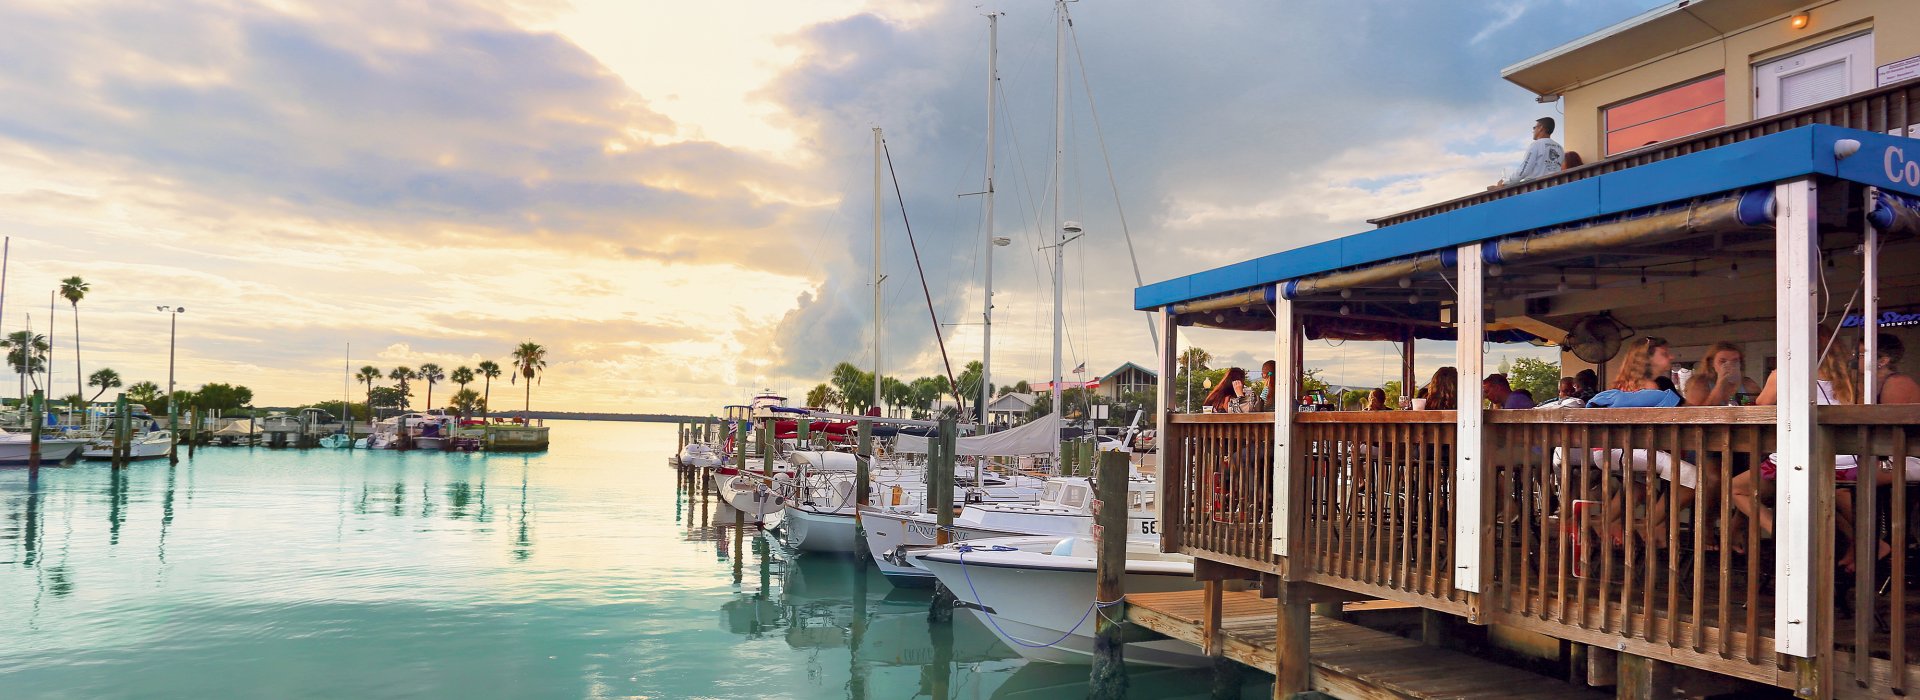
top-left (862, 475), bottom-right (1157, 587)
top-left (409, 414), bottom-right (458, 450)
top-left (81, 430), bottom-right (174, 461)
top-left (678, 442), bottom-right (723, 468)
top-left (908, 534), bottom-right (1203, 667)
top-left (0, 428), bottom-right (90, 465)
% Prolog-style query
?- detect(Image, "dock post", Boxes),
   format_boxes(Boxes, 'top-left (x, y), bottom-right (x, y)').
top-left (927, 417), bottom-right (957, 623)
top-left (796, 414), bottom-right (810, 450)
top-left (113, 393), bottom-right (130, 469)
top-left (1275, 584), bottom-right (1312, 698)
top-left (854, 418), bottom-right (872, 564)
top-left (28, 390), bottom-right (42, 470)
top-left (1616, 653), bottom-right (1676, 700)
top-left (186, 405), bottom-right (196, 459)
top-left (1090, 449), bottom-right (1131, 698)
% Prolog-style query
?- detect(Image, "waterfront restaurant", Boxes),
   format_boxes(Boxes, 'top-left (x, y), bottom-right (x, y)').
top-left (1134, 9), bottom-right (1920, 693)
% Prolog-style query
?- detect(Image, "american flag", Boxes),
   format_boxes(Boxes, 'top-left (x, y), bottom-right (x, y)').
top-left (1072, 362), bottom-right (1086, 374)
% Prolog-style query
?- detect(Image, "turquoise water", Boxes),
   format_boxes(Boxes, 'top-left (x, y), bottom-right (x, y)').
top-left (0, 421), bottom-right (1266, 699)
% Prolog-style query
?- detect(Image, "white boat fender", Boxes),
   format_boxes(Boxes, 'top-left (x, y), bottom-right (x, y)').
top-left (1050, 538), bottom-right (1077, 557)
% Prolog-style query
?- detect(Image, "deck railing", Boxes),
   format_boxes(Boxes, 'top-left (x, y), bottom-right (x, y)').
top-left (1484, 408), bottom-right (1780, 683)
top-left (1370, 78), bottom-right (1920, 227)
top-left (1159, 413), bottom-right (1279, 573)
top-left (1821, 405), bottom-right (1920, 695)
top-left (1297, 411), bottom-right (1467, 612)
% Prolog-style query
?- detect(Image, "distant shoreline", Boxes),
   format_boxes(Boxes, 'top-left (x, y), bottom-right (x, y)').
top-left (508, 411), bottom-right (711, 423)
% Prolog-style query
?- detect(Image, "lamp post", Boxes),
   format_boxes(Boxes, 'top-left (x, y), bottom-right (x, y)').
top-left (157, 306), bottom-right (185, 464)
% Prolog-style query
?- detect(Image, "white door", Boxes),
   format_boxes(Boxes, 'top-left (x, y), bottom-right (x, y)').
top-left (1754, 33), bottom-right (1874, 118)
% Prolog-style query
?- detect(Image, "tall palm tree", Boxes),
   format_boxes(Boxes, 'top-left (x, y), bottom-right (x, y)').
top-left (356, 365), bottom-right (381, 410)
top-left (509, 343), bottom-right (547, 414)
top-left (3, 330), bottom-right (49, 398)
top-left (476, 361), bottom-right (502, 417)
top-left (388, 366), bottom-right (414, 409)
top-left (126, 381), bottom-right (160, 407)
top-left (86, 368), bottom-right (122, 402)
top-left (451, 366), bottom-right (475, 393)
top-left (58, 277), bottom-right (88, 403)
top-left (416, 363), bottom-right (445, 413)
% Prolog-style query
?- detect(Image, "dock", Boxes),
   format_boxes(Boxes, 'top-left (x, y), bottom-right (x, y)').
top-left (1126, 590), bottom-right (1608, 700)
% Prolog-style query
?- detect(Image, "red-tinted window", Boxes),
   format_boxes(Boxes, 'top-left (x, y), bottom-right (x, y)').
top-left (1603, 74), bottom-right (1726, 156)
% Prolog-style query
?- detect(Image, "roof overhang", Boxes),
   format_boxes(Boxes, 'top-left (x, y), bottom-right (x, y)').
top-left (1501, 0), bottom-right (1810, 96)
top-left (1135, 125), bottom-right (1920, 311)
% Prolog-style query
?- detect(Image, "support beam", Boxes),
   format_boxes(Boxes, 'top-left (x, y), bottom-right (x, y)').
top-left (1156, 306), bottom-right (1178, 551)
top-left (1864, 186), bottom-right (1881, 404)
top-left (1615, 653), bottom-right (1676, 700)
top-left (1272, 288), bottom-right (1299, 561)
top-left (1273, 586), bottom-right (1311, 698)
top-left (1089, 450), bottom-right (1131, 698)
top-left (1455, 242), bottom-right (1489, 599)
top-left (1774, 177), bottom-right (1819, 658)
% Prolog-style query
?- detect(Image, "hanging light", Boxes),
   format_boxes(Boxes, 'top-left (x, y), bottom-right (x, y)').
top-left (1557, 274), bottom-right (1569, 292)
top-left (1487, 264), bottom-right (1503, 277)
top-left (1407, 293), bottom-right (1419, 305)
top-left (1398, 278), bottom-right (1411, 289)
top-left (1726, 263), bottom-right (1740, 280)
top-left (1340, 289), bottom-right (1353, 299)
top-left (1338, 304), bottom-right (1351, 316)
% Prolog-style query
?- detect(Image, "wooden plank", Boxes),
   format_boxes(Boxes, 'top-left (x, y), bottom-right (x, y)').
top-left (1488, 406), bottom-right (1775, 425)
top-left (1172, 412), bottom-right (1277, 425)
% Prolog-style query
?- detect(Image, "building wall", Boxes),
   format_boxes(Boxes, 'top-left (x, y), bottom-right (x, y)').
top-left (1558, 0), bottom-right (1920, 159)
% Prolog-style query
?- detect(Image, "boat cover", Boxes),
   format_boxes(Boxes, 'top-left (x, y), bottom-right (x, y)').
top-left (894, 413), bottom-right (1059, 456)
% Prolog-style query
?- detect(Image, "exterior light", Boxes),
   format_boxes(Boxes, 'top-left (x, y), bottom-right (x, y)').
top-left (1339, 289), bottom-right (1353, 299)
top-left (1727, 263), bottom-right (1740, 280)
top-left (1398, 277), bottom-right (1411, 289)
top-left (1407, 293), bottom-right (1419, 305)
top-left (1789, 13), bottom-right (1809, 30)
top-left (1487, 264), bottom-right (1503, 277)
top-left (1338, 304), bottom-right (1351, 316)
top-left (1834, 139), bottom-right (1861, 159)
top-left (1557, 274), bottom-right (1569, 292)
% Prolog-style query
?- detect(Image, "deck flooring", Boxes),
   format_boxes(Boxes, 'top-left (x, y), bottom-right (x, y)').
top-left (1126, 589), bottom-right (1608, 700)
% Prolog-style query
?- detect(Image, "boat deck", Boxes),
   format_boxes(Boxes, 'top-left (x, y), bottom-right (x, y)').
top-left (1126, 589), bottom-right (1608, 699)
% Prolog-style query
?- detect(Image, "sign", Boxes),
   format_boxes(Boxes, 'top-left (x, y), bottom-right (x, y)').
top-left (1840, 306), bottom-right (1920, 329)
top-left (1881, 55), bottom-right (1920, 87)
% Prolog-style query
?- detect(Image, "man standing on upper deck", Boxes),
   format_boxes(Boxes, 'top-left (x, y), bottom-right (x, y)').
top-left (1490, 117), bottom-right (1564, 189)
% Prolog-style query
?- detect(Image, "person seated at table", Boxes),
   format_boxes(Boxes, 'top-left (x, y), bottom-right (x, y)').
top-left (1536, 377), bottom-right (1586, 409)
top-left (1870, 333), bottom-right (1920, 404)
top-left (1419, 367), bottom-right (1457, 410)
top-left (1582, 337), bottom-right (1685, 545)
top-left (1366, 388), bottom-right (1389, 411)
top-left (1249, 360), bottom-right (1278, 411)
top-left (1603, 336), bottom-right (1679, 397)
top-left (1204, 367), bottom-right (1250, 413)
top-left (1684, 341), bottom-right (1761, 406)
top-left (1574, 369), bottom-right (1600, 401)
top-left (1731, 333), bottom-right (1886, 565)
top-left (1483, 373), bottom-right (1534, 409)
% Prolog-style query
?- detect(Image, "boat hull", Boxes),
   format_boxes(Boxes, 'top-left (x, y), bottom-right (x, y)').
top-left (782, 505), bottom-right (859, 553)
top-left (0, 439), bottom-right (89, 465)
top-left (81, 435), bottom-right (173, 461)
top-left (912, 545), bottom-right (1205, 668)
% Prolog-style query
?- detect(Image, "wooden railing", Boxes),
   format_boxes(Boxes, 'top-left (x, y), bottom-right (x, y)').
top-left (1370, 77), bottom-right (1920, 227)
top-left (1159, 413), bottom-right (1278, 573)
top-left (1821, 405), bottom-right (1920, 695)
top-left (1297, 411), bottom-right (1467, 612)
top-left (1485, 407), bottom-right (1780, 683)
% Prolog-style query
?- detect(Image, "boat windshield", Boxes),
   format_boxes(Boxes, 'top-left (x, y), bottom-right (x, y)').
top-left (1040, 482), bottom-right (1063, 504)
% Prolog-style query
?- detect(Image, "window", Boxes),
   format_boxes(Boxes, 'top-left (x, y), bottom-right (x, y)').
top-left (1603, 74), bottom-right (1726, 156)
top-left (1754, 33), bottom-right (1874, 118)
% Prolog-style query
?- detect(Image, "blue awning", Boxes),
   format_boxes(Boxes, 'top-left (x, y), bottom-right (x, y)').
top-left (1136, 125), bottom-right (1920, 311)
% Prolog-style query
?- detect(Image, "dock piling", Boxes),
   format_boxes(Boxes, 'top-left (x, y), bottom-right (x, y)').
top-left (28, 390), bottom-right (42, 470)
top-left (1089, 449), bottom-right (1130, 699)
top-left (927, 418), bottom-right (957, 623)
top-left (113, 393), bottom-right (130, 469)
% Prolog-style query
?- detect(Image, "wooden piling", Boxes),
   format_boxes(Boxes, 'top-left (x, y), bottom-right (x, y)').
top-left (1089, 449), bottom-right (1131, 699)
top-left (796, 413), bottom-right (811, 449)
top-left (186, 406), bottom-right (196, 458)
top-left (933, 418), bottom-right (956, 545)
top-left (28, 390), bottom-right (42, 470)
top-left (113, 393), bottom-right (130, 470)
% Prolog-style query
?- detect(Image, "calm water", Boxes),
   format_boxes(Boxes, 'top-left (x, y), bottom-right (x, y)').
top-left (0, 421), bottom-right (1265, 699)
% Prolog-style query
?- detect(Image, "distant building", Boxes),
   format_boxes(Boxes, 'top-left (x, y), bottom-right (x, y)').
top-left (985, 392), bottom-right (1036, 427)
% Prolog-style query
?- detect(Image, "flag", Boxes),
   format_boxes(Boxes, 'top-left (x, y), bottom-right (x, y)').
top-left (1072, 362), bottom-right (1086, 374)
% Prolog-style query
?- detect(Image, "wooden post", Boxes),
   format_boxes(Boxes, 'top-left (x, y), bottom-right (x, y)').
top-left (855, 418), bottom-right (873, 512)
top-left (1089, 449), bottom-right (1131, 699)
top-left (113, 393), bottom-right (130, 469)
top-left (28, 390), bottom-right (42, 470)
top-left (797, 414), bottom-right (811, 449)
top-left (1616, 653), bottom-right (1676, 700)
top-left (1274, 584), bottom-right (1312, 698)
top-left (936, 418), bottom-right (956, 544)
top-left (1454, 241), bottom-right (1490, 609)
top-left (760, 417), bottom-right (773, 476)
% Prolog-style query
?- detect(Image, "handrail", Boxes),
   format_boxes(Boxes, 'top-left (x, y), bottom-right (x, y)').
top-left (1295, 410), bottom-right (1455, 424)
top-left (1168, 412), bottom-right (1274, 424)
top-left (1370, 76), bottom-right (1920, 227)
top-left (1488, 406), bottom-right (1774, 424)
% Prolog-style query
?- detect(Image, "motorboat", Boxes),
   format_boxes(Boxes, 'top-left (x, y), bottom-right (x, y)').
top-left (81, 430), bottom-right (173, 461)
top-left (861, 474), bottom-right (1157, 587)
top-left (410, 414), bottom-right (457, 450)
top-left (0, 428), bottom-right (90, 465)
top-left (678, 442), bottom-right (723, 468)
top-left (907, 534), bottom-right (1202, 667)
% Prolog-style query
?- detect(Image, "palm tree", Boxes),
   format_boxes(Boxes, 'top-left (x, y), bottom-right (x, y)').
top-left (58, 276), bottom-right (88, 403)
top-left (3, 330), bottom-right (49, 397)
top-left (86, 368), bottom-right (122, 402)
top-left (451, 366), bottom-right (475, 393)
top-left (476, 361), bottom-right (502, 417)
top-left (449, 388), bottom-right (483, 417)
top-left (417, 363), bottom-right (445, 414)
top-left (355, 365), bottom-right (381, 410)
top-left (509, 343), bottom-right (547, 413)
top-left (126, 381), bottom-right (161, 409)
top-left (388, 366), bottom-right (414, 409)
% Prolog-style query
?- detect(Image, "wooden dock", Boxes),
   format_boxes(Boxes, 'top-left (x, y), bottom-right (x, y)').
top-left (1126, 589), bottom-right (1608, 700)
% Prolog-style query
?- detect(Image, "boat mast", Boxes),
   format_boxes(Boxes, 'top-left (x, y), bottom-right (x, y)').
top-left (1050, 0), bottom-right (1067, 462)
top-left (872, 126), bottom-right (884, 417)
top-left (980, 12), bottom-right (999, 432)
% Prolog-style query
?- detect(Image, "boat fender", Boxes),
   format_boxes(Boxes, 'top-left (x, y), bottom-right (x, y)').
top-left (1050, 538), bottom-right (1076, 557)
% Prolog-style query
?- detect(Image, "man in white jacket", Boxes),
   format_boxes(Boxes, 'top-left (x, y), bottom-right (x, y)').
top-left (1491, 117), bottom-right (1564, 189)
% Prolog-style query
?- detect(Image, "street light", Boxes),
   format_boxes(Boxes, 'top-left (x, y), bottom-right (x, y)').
top-left (158, 306), bottom-right (185, 464)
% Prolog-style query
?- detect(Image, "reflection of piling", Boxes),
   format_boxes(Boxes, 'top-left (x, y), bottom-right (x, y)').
top-left (849, 548), bottom-right (869, 700)
top-left (1089, 450), bottom-right (1131, 698)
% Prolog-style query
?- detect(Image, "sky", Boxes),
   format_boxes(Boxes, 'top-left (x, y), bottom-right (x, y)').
top-left (0, 0), bottom-right (1666, 414)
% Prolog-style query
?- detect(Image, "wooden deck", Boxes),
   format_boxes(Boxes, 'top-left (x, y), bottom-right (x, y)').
top-left (1127, 589), bottom-right (1609, 700)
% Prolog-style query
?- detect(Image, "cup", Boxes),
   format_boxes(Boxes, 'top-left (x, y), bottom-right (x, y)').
top-left (1411, 398), bottom-right (1429, 411)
